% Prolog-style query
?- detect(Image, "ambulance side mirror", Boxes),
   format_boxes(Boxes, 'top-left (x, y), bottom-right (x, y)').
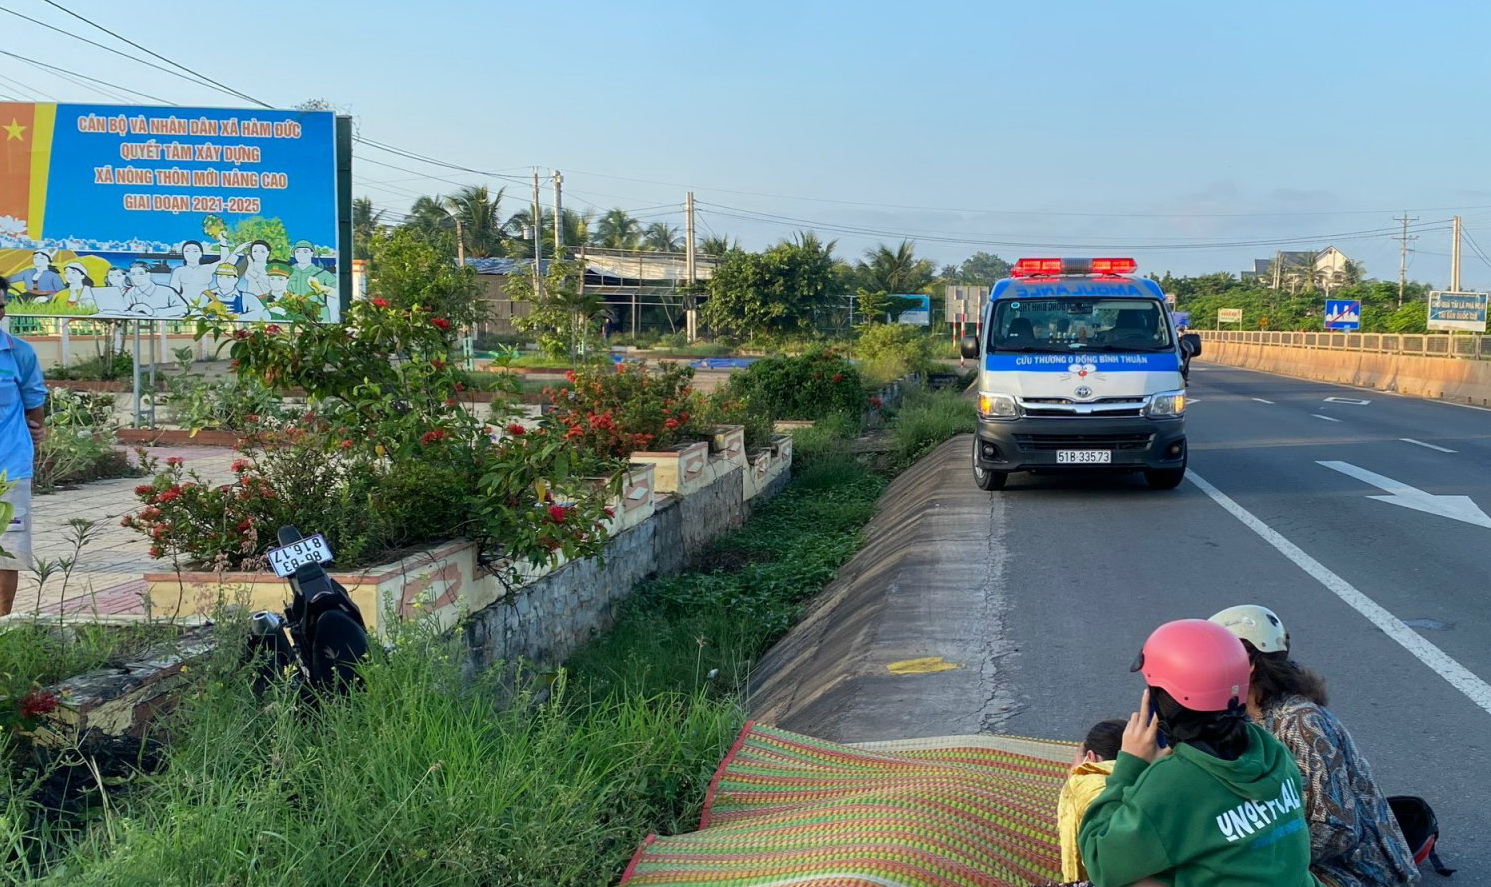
top-left (959, 335), bottom-right (980, 359)
top-left (1180, 333), bottom-right (1201, 357)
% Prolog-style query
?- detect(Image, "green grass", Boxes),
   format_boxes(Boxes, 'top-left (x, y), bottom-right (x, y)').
top-left (887, 387), bottom-right (976, 468)
top-left (0, 622), bottom-right (182, 693)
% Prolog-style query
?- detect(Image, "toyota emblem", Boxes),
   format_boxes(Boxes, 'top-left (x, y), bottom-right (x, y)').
top-left (1074, 386), bottom-right (1093, 398)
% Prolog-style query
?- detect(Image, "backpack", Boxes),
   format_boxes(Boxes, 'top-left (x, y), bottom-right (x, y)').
top-left (1388, 795), bottom-right (1455, 876)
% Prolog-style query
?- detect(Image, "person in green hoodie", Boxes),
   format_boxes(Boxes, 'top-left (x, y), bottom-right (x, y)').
top-left (1078, 619), bottom-right (1321, 887)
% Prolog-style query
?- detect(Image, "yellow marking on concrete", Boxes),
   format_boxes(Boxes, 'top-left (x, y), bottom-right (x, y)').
top-left (886, 656), bottom-right (960, 675)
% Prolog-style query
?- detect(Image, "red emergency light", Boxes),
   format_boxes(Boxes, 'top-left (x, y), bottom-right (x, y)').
top-left (1010, 257), bottom-right (1138, 277)
top-left (1090, 257), bottom-right (1138, 275)
top-left (1010, 258), bottom-right (1065, 277)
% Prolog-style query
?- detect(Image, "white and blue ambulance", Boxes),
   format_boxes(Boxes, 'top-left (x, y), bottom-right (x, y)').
top-left (958, 257), bottom-right (1201, 491)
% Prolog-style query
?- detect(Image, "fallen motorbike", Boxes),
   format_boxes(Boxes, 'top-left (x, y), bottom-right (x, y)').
top-left (245, 525), bottom-right (369, 695)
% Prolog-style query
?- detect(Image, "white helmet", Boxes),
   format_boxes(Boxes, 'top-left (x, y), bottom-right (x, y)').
top-left (1209, 604), bottom-right (1288, 653)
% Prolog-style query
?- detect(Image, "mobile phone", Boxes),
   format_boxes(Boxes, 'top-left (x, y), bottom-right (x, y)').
top-left (1150, 697), bottom-right (1168, 749)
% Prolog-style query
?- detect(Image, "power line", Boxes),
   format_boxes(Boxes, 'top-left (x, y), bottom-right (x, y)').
top-left (36, 0), bottom-right (272, 108)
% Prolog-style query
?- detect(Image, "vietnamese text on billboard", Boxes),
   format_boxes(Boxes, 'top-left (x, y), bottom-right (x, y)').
top-left (0, 102), bottom-right (341, 322)
top-left (1426, 291), bottom-right (1488, 332)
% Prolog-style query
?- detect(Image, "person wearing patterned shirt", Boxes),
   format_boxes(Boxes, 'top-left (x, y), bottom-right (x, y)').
top-left (1211, 605), bottom-right (1419, 887)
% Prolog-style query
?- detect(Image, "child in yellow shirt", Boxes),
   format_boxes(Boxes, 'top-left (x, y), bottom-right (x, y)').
top-left (1056, 719), bottom-right (1125, 882)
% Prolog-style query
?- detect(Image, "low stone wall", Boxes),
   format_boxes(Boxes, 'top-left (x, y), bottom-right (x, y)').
top-left (1200, 340), bottom-right (1491, 405)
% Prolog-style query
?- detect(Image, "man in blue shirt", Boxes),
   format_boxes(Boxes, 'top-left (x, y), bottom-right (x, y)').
top-left (0, 276), bottom-right (48, 616)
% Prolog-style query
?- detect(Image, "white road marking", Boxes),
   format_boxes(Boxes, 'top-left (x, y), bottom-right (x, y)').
top-left (1317, 460), bottom-right (1491, 528)
top-left (1252, 398), bottom-right (1275, 404)
top-left (1186, 469), bottom-right (1491, 716)
top-left (1324, 397), bottom-right (1372, 405)
top-left (1312, 414), bottom-right (1341, 422)
top-left (1401, 438), bottom-right (1458, 453)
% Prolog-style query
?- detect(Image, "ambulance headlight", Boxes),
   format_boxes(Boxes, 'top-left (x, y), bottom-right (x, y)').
top-left (977, 392), bottom-right (1020, 419)
top-left (1146, 389), bottom-right (1186, 418)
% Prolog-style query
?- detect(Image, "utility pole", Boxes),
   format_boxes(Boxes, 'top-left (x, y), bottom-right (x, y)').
top-left (552, 170), bottom-right (564, 258)
top-left (1394, 211), bottom-right (1418, 307)
top-left (1450, 214), bottom-right (1462, 293)
top-left (685, 191), bottom-right (697, 342)
top-left (531, 168), bottom-right (542, 299)
top-left (453, 216), bottom-right (465, 266)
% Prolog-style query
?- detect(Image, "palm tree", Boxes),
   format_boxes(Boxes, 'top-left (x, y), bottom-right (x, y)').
top-left (560, 208), bottom-right (593, 251)
top-left (403, 194), bottom-right (457, 244)
top-left (594, 208), bottom-right (642, 250)
top-left (352, 197), bottom-right (384, 261)
top-left (859, 241), bottom-right (933, 295)
top-left (643, 222), bottom-right (682, 252)
top-left (444, 185), bottom-right (508, 258)
top-left (697, 235), bottom-right (739, 256)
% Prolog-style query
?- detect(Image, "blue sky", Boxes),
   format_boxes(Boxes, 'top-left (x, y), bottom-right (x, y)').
top-left (4, 0), bottom-right (1491, 284)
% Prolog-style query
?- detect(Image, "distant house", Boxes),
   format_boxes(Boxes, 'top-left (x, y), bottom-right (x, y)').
top-left (1242, 246), bottom-right (1353, 292)
top-left (467, 248), bottom-right (720, 337)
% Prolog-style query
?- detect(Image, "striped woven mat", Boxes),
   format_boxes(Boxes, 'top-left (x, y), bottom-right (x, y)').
top-left (620, 721), bottom-right (1076, 887)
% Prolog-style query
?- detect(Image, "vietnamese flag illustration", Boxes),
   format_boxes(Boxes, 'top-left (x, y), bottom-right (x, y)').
top-left (0, 102), bottom-right (56, 240)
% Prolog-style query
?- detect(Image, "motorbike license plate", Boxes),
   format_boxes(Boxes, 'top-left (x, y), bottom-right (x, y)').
top-left (1057, 450), bottom-right (1112, 464)
top-left (267, 533), bottom-right (335, 577)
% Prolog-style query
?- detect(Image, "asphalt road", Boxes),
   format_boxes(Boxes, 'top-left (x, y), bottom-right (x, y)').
top-left (751, 361), bottom-right (1491, 881)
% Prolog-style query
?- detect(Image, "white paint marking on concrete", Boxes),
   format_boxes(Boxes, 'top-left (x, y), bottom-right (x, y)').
top-left (1186, 469), bottom-right (1491, 717)
top-left (1317, 460), bottom-right (1491, 528)
top-left (1401, 438), bottom-right (1458, 454)
top-left (1324, 396), bottom-right (1372, 405)
top-left (1312, 414), bottom-right (1341, 422)
top-left (1251, 398), bottom-right (1275, 404)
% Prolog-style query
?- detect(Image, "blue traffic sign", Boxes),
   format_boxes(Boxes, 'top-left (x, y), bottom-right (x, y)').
top-left (1324, 299), bottom-right (1361, 331)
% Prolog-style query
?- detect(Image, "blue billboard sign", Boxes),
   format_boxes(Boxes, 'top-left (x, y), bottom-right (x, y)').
top-left (1324, 299), bottom-right (1361, 331)
top-left (0, 102), bottom-right (343, 322)
top-left (1171, 311), bottom-right (1191, 329)
top-left (895, 294), bottom-right (931, 326)
top-left (1426, 291), bottom-right (1488, 332)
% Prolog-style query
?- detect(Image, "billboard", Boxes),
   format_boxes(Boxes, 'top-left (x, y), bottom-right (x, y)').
top-left (895, 294), bottom-right (931, 326)
top-left (0, 102), bottom-right (344, 322)
top-left (1427, 291), bottom-right (1488, 332)
top-left (1217, 308), bottom-right (1243, 323)
top-left (1324, 299), bottom-right (1361, 331)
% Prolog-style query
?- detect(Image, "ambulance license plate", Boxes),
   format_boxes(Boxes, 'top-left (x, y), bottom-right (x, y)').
top-left (1057, 450), bottom-right (1112, 464)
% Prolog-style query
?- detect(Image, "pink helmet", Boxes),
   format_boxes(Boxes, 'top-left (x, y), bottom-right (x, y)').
top-left (1132, 619), bottom-right (1250, 712)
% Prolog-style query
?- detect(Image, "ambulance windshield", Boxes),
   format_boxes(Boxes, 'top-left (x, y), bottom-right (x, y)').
top-left (988, 298), bottom-right (1173, 353)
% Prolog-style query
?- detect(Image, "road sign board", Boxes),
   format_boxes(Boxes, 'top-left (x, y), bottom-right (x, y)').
top-left (1427, 291), bottom-right (1488, 332)
top-left (1324, 299), bottom-right (1362, 331)
top-left (1217, 308), bottom-right (1243, 323)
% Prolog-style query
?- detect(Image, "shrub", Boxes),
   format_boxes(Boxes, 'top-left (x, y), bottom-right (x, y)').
top-left (889, 388), bottom-right (976, 467)
top-left (545, 361), bottom-right (705, 458)
top-left (696, 390), bottom-right (774, 451)
top-left (853, 324), bottom-right (937, 384)
top-left (161, 373), bottom-right (287, 433)
top-left (43, 351), bottom-right (132, 382)
top-left (720, 348), bottom-right (863, 421)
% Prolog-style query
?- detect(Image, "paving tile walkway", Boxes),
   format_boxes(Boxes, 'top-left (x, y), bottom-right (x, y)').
top-left (6, 445), bottom-right (238, 620)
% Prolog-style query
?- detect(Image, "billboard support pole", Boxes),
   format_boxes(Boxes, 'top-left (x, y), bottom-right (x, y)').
top-left (59, 320), bottom-right (70, 370)
top-left (131, 322), bottom-right (142, 428)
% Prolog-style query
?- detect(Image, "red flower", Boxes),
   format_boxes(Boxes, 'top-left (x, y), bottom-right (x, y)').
top-left (233, 329), bottom-right (249, 340)
top-left (372, 297), bottom-right (390, 309)
top-left (454, 382), bottom-right (466, 392)
top-left (339, 439), bottom-right (353, 449)
top-left (157, 487), bottom-right (182, 504)
top-left (134, 484), bottom-right (154, 496)
top-left (119, 515), bottom-right (133, 528)
top-left (603, 507), bottom-right (615, 519)
top-left (664, 418), bottom-right (679, 430)
top-left (265, 324), bottom-right (283, 335)
top-left (506, 423), bottom-right (526, 436)
top-left (420, 429), bottom-right (448, 446)
top-left (832, 373), bottom-right (843, 382)
top-left (236, 519), bottom-right (254, 533)
top-left (431, 359), bottom-right (445, 370)
top-left (18, 689), bottom-right (59, 719)
top-left (243, 413), bottom-right (259, 424)
top-left (565, 370), bottom-right (577, 383)
top-left (870, 395), bottom-right (883, 409)
top-left (547, 504), bottom-right (568, 524)
top-left (148, 545), bottom-right (163, 558)
top-left (231, 459), bottom-right (249, 473)
top-left (166, 456), bottom-right (184, 467)
top-left (431, 317), bottom-right (452, 331)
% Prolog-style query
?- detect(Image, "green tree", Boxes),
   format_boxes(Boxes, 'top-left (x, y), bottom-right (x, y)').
top-left (702, 237), bottom-right (838, 339)
top-left (643, 222), bottom-right (682, 252)
top-left (444, 185), bottom-right (509, 258)
top-left (367, 227), bottom-right (486, 331)
top-left (402, 195), bottom-right (458, 250)
top-left (229, 217), bottom-right (291, 264)
top-left (856, 241), bottom-right (934, 295)
top-left (352, 197), bottom-right (384, 262)
top-left (509, 259), bottom-right (606, 359)
top-left (948, 251), bottom-right (1011, 284)
top-left (698, 235), bottom-right (740, 256)
top-left (594, 209), bottom-right (642, 249)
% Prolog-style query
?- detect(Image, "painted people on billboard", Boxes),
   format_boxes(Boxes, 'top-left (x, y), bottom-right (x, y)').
top-left (16, 251), bottom-right (63, 301)
top-left (123, 261), bottom-right (189, 319)
top-left (233, 239), bottom-right (274, 297)
top-left (288, 240), bottom-right (335, 298)
top-left (57, 263), bottom-right (97, 311)
top-left (194, 263), bottom-right (268, 321)
top-left (167, 237), bottom-right (228, 299)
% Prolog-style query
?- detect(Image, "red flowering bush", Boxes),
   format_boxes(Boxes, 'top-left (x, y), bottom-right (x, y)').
top-left (719, 347), bottom-right (865, 421)
top-left (544, 360), bottom-right (706, 459)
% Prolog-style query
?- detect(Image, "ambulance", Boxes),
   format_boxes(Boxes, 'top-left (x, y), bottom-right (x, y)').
top-left (958, 257), bottom-right (1201, 491)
